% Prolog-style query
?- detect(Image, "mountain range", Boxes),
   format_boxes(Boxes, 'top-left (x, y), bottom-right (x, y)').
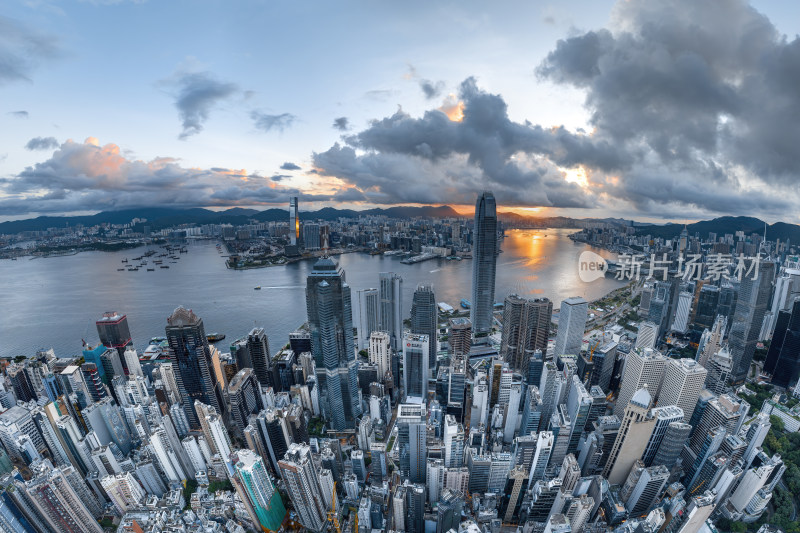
top-left (1, 207), bottom-right (799, 244)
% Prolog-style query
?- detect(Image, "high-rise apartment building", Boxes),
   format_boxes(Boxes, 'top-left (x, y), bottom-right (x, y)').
top-left (279, 443), bottom-right (328, 532)
top-left (471, 191), bottom-right (498, 334)
top-left (234, 449), bottom-right (287, 532)
top-left (306, 257), bottom-right (361, 429)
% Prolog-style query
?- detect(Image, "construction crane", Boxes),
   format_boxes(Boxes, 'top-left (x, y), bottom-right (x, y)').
top-left (327, 482), bottom-right (341, 533)
top-left (588, 340), bottom-right (601, 362)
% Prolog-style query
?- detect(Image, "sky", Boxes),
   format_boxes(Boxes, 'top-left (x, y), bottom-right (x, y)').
top-left (2, 0), bottom-right (800, 223)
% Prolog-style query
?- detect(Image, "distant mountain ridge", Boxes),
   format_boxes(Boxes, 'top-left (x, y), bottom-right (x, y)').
top-left (2, 207), bottom-right (799, 243)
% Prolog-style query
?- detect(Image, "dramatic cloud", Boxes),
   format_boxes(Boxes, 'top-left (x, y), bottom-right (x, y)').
top-left (533, 0), bottom-right (800, 216)
top-left (166, 71), bottom-right (238, 139)
top-left (0, 137), bottom-right (312, 216)
top-left (251, 111), bottom-right (296, 133)
top-left (0, 16), bottom-right (59, 85)
top-left (333, 117), bottom-right (349, 131)
top-left (311, 0), bottom-right (800, 218)
top-left (280, 162), bottom-right (301, 171)
top-left (9, 110), bottom-right (28, 118)
top-left (25, 136), bottom-right (59, 151)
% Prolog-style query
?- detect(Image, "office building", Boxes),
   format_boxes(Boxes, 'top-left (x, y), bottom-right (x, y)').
top-left (357, 288), bottom-right (380, 351)
top-left (621, 461), bottom-right (669, 515)
top-left (403, 333), bottom-right (429, 401)
top-left (368, 331), bottom-right (391, 378)
top-left (501, 295), bottom-right (552, 371)
top-left (379, 272), bottom-right (403, 352)
top-left (303, 222), bottom-right (320, 250)
top-left (228, 368), bottom-right (263, 437)
top-left (245, 328), bottom-right (272, 388)
top-left (636, 321), bottom-right (658, 350)
top-left (397, 403), bottom-right (427, 483)
top-left (471, 191), bottom-right (498, 334)
top-left (603, 388), bottom-right (656, 485)
top-left (614, 348), bottom-right (667, 418)
top-left (289, 197), bottom-right (299, 246)
top-left (96, 311), bottom-right (133, 364)
top-left (411, 284), bottom-right (438, 369)
top-left (641, 406), bottom-right (685, 466)
top-left (306, 257), bottom-right (361, 430)
top-left (165, 307), bottom-right (221, 428)
top-left (554, 297), bottom-right (588, 357)
top-left (765, 298), bottom-right (800, 388)
top-left (658, 359), bottom-right (707, 423)
top-left (449, 317), bottom-right (472, 357)
top-left (729, 259), bottom-right (776, 383)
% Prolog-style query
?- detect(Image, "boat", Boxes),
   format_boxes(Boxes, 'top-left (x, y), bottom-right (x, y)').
top-left (117, 268), bottom-right (125, 271)
top-left (160, 265), bottom-right (169, 269)
top-left (461, 299), bottom-right (471, 309)
top-left (207, 333), bottom-right (226, 343)
top-left (254, 286), bottom-right (261, 290)
top-left (147, 268), bottom-right (155, 271)
top-left (121, 259), bottom-right (128, 263)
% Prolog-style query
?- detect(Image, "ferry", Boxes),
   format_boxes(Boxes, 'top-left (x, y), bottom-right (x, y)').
top-left (461, 299), bottom-right (471, 309)
top-left (207, 333), bottom-right (226, 343)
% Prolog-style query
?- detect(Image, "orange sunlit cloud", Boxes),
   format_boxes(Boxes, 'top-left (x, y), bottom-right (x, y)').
top-left (439, 94), bottom-right (464, 122)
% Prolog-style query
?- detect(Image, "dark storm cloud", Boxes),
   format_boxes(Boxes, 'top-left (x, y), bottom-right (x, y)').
top-left (251, 111), bottom-right (296, 132)
top-left (9, 110), bottom-right (28, 118)
top-left (420, 79), bottom-right (445, 99)
top-left (313, 0), bottom-right (800, 217)
top-left (333, 117), bottom-right (350, 131)
top-left (313, 77), bottom-right (609, 208)
top-left (0, 16), bottom-right (60, 86)
top-left (280, 162), bottom-right (301, 171)
top-left (25, 136), bottom-right (59, 151)
top-left (534, 0), bottom-right (800, 214)
top-left (168, 71), bottom-right (238, 139)
top-left (0, 138), bottom-right (302, 216)
top-left (270, 174), bottom-right (290, 182)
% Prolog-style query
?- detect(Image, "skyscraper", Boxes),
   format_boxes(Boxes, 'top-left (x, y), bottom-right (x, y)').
top-left (397, 402), bottom-right (427, 483)
top-left (279, 443), bottom-right (328, 532)
top-left (357, 288), bottom-right (380, 351)
top-left (306, 257), bottom-right (361, 430)
top-left (96, 312), bottom-right (133, 367)
top-left (403, 333), bottom-right (429, 401)
top-left (369, 331), bottom-right (391, 378)
top-left (379, 272), bottom-right (403, 352)
top-left (411, 284), bottom-right (438, 369)
top-left (165, 307), bottom-right (221, 428)
top-left (500, 295), bottom-right (552, 371)
top-left (553, 297), bottom-right (588, 357)
top-left (729, 259), bottom-right (776, 383)
top-left (471, 191), bottom-right (498, 334)
top-left (234, 449), bottom-right (287, 532)
top-left (246, 328), bottom-right (272, 389)
top-left (228, 368), bottom-right (263, 437)
top-left (766, 298), bottom-right (800, 388)
top-left (614, 348), bottom-right (667, 418)
top-left (603, 387), bottom-right (656, 485)
top-left (448, 317), bottom-right (472, 357)
top-left (657, 359), bottom-right (707, 423)
top-left (289, 196), bottom-right (299, 246)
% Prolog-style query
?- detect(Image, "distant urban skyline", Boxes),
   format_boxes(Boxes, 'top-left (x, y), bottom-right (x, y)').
top-left (2, 0), bottom-right (800, 223)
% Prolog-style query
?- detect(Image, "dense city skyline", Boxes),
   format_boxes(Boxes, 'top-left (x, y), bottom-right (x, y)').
top-left (2, 0), bottom-right (800, 223)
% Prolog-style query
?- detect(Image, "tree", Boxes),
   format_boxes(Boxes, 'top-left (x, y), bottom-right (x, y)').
top-left (770, 414), bottom-right (786, 433)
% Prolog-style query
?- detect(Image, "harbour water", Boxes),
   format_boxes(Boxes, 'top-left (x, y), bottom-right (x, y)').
top-left (0, 228), bottom-right (625, 358)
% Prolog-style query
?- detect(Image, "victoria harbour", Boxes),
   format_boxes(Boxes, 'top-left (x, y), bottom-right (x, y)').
top-left (0, 228), bottom-right (622, 358)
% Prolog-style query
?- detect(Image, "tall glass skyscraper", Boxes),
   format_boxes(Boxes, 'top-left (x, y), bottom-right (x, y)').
top-left (729, 259), bottom-right (775, 383)
top-left (379, 272), bottom-right (403, 352)
top-left (165, 307), bottom-right (221, 429)
top-left (471, 191), bottom-right (498, 334)
top-left (411, 284), bottom-right (438, 369)
top-left (306, 257), bottom-right (362, 429)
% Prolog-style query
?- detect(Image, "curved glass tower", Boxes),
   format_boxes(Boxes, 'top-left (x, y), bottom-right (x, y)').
top-left (471, 191), bottom-right (498, 334)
